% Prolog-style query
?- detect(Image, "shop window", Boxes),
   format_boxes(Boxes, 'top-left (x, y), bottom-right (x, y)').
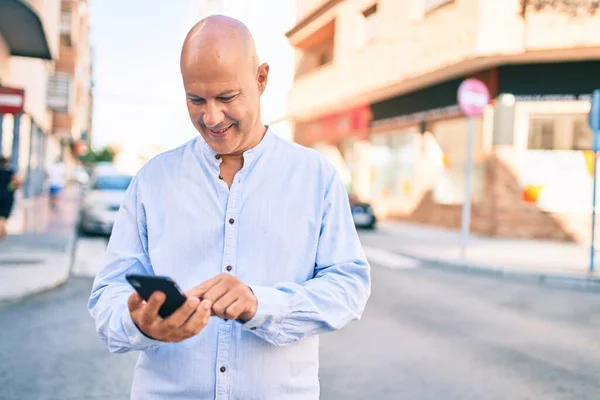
top-left (363, 3), bottom-right (379, 43)
top-left (572, 117), bottom-right (594, 150)
top-left (528, 118), bottom-right (554, 149)
top-left (528, 114), bottom-right (592, 150)
top-left (369, 130), bottom-right (419, 200)
top-left (430, 117), bottom-right (485, 205)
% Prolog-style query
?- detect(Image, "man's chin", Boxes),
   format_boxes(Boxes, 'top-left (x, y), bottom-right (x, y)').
top-left (202, 135), bottom-right (235, 155)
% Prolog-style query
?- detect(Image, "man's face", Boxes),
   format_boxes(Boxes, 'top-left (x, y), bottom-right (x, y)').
top-left (181, 52), bottom-right (269, 156)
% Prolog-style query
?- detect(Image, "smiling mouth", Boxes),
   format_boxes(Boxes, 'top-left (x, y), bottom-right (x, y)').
top-left (208, 124), bottom-right (234, 136)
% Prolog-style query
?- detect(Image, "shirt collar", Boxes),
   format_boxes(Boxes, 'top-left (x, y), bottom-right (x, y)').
top-left (199, 125), bottom-right (275, 171)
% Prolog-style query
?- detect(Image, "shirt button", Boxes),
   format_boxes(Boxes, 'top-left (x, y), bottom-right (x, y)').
top-left (250, 327), bottom-right (257, 331)
top-left (218, 175), bottom-right (223, 180)
top-left (215, 154), bottom-right (221, 159)
top-left (226, 265), bottom-right (232, 272)
top-left (220, 366), bottom-right (226, 373)
top-left (229, 218), bottom-right (235, 224)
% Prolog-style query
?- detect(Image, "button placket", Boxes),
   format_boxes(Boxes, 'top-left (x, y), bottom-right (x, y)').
top-left (215, 175), bottom-right (242, 399)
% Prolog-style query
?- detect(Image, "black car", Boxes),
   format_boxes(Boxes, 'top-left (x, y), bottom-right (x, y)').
top-left (350, 198), bottom-right (377, 230)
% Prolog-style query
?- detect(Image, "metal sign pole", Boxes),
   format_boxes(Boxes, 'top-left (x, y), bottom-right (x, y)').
top-left (590, 89), bottom-right (600, 273)
top-left (461, 116), bottom-right (475, 259)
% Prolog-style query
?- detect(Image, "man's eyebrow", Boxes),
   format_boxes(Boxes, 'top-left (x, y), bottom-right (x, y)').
top-left (216, 90), bottom-right (240, 97)
top-left (186, 90), bottom-right (240, 98)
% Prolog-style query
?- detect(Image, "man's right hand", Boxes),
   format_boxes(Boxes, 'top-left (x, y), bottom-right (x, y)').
top-left (128, 291), bottom-right (212, 343)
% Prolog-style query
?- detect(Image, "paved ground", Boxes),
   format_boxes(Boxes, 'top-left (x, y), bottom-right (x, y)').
top-left (319, 262), bottom-right (600, 400)
top-left (0, 186), bottom-right (80, 303)
top-left (1, 234), bottom-right (600, 399)
top-left (370, 221), bottom-right (600, 279)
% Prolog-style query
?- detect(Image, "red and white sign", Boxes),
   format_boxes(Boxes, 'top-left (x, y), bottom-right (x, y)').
top-left (457, 79), bottom-right (490, 117)
top-left (0, 87), bottom-right (25, 114)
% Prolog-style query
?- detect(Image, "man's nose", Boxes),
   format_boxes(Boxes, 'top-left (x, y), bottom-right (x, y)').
top-left (202, 103), bottom-right (225, 128)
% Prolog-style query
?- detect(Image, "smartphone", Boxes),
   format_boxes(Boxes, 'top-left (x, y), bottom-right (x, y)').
top-left (126, 274), bottom-right (187, 318)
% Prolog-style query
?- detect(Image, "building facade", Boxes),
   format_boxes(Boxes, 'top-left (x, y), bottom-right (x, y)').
top-left (286, 0), bottom-right (600, 244)
top-left (0, 0), bottom-right (92, 198)
top-left (49, 0), bottom-right (93, 176)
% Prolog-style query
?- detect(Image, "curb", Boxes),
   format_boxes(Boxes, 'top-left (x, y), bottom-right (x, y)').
top-left (0, 194), bottom-right (81, 307)
top-left (0, 228), bottom-right (78, 308)
top-left (390, 249), bottom-right (600, 291)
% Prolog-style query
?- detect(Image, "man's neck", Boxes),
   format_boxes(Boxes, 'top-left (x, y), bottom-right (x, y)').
top-left (220, 124), bottom-right (266, 165)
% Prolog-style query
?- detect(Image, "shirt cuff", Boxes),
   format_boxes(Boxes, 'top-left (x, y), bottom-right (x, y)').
top-left (241, 284), bottom-right (288, 331)
top-left (122, 309), bottom-right (165, 350)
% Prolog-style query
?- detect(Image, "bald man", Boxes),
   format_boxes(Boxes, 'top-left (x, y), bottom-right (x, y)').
top-left (89, 16), bottom-right (370, 400)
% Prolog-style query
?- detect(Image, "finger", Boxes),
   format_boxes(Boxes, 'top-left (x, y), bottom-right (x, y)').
top-left (141, 291), bottom-right (165, 325)
top-left (211, 291), bottom-right (239, 319)
top-left (127, 291), bottom-right (144, 312)
top-left (181, 299), bottom-right (212, 336)
top-left (160, 297), bottom-right (200, 331)
top-left (201, 281), bottom-right (232, 305)
top-left (186, 274), bottom-right (225, 298)
top-left (222, 298), bottom-right (245, 321)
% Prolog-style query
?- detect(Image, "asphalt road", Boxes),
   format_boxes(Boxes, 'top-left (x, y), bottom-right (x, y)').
top-left (1, 235), bottom-right (599, 400)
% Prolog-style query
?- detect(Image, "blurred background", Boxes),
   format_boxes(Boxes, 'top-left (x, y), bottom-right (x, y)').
top-left (2, 0), bottom-right (600, 399)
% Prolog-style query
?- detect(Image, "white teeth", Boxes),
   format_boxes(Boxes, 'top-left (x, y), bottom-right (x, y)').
top-left (211, 125), bottom-right (231, 134)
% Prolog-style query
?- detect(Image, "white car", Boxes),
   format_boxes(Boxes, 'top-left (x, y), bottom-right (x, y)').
top-left (79, 173), bottom-right (133, 236)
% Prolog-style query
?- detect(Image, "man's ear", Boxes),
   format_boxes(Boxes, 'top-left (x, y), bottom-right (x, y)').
top-left (257, 62), bottom-right (270, 95)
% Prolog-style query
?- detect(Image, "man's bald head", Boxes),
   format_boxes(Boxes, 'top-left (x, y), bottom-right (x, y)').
top-left (180, 15), bottom-right (270, 157)
top-left (181, 15), bottom-right (259, 74)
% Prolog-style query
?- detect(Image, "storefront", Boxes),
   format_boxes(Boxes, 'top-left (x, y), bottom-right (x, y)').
top-left (0, 0), bottom-right (53, 198)
top-left (361, 60), bottom-right (600, 243)
top-left (0, 109), bottom-right (48, 198)
top-left (294, 105), bottom-right (371, 190)
top-left (365, 70), bottom-right (497, 218)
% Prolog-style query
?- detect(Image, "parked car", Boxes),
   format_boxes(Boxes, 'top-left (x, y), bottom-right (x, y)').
top-left (90, 162), bottom-right (119, 178)
top-left (79, 173), bottom-right (133, 236)
top-left (349, 195), bottom-right (377, 230)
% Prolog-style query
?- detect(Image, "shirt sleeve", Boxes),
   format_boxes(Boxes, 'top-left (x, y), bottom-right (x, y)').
top-left (242, 170), bottom-right (371, 346)
top-left (87, 175), bottom-right (165, 353)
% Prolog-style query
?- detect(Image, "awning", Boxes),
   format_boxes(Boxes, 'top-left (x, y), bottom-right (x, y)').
top-left (0, 0), bottom-right (52, 60)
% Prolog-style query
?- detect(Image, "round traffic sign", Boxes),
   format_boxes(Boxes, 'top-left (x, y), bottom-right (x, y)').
top-left (457, 79), bottom-right (490, 117)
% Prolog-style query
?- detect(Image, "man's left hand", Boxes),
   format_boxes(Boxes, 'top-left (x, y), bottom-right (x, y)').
top-left (188, 274), bottom-right (257, 322)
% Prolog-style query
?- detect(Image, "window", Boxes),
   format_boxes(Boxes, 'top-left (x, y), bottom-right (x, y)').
top-left (47, 73), bottom-right (72, 112)
top-left (317, 44), bottom-right (334, 67)
top-left (294, 19), bottom-right (336, 76)
top-left (60, 11), bottom-right (72, 34)
top-left (528, 118), bottom-right (554, 149)
top-left (363, 4), bottom-right (378, 42)
top-left (92, 175), bottom-right (133, 191)
top-left (572, 118), bottom-right (593, 150)
top-left (528, 114), bottom-right (592, 150)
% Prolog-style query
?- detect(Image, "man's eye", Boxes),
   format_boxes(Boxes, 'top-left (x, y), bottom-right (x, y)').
top-left (189, 98), bottom-right (205, 104)
top-left (219, 96), bottom-right (236, 103)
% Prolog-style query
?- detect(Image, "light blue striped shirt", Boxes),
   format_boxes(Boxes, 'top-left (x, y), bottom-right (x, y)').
top-left (88, 128), bottom-right (371, 399)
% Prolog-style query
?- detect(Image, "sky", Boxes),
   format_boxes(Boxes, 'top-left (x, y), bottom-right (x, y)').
top-left (88, 0), bottom-right (296, 159)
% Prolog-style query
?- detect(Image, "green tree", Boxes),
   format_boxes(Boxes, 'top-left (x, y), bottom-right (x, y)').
top-left (79, 146), bottom-right (117, 165)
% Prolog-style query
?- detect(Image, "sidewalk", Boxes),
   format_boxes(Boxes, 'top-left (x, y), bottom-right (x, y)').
top-left (365, 220), bottom-right (600, 289)
top-left (0, 186), bottom-right (81, 303)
